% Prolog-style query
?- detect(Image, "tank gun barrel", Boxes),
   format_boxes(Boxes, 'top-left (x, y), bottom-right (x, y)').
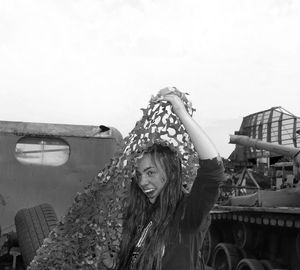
top-left (229, 135), bottom-right (300, 158)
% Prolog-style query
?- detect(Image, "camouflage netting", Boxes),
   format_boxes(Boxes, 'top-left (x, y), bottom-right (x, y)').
top-left (29, 88), bottom-right (198, 270)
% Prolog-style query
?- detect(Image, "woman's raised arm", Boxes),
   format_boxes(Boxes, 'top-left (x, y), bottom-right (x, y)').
top-left (155, 87), bottom-right (219, 160)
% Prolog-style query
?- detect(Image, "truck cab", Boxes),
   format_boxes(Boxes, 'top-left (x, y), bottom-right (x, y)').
top-left (0, 120), bottom-right (123, 269)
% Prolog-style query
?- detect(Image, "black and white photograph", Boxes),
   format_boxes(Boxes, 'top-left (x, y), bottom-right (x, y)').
top-left (0, 1), bottom-right (299, 269)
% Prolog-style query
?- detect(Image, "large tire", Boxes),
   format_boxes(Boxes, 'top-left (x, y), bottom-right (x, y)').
top-left (212, 243), bottom-right (245, 270)
top-left (15, 203), bottom-right (58, 266)
top-left (236, 258), bottom-right (265, 270)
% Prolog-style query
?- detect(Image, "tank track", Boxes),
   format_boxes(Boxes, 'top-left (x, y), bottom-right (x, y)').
top-left (204, 206), bottom-right (300, 270)
top-left (211, 205), bottom-right (300, 229)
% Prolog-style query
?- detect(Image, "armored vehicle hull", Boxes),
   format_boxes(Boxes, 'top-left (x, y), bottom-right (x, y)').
top-left (203, 111), bottom-right (300, 270)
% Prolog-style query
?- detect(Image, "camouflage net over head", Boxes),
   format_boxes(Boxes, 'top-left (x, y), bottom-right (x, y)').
top-left (29, 88), bottom-right (199, 270)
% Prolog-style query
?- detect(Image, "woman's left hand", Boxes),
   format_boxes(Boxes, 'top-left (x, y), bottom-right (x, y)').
top-left (154, 87), bottom-right (187, 116)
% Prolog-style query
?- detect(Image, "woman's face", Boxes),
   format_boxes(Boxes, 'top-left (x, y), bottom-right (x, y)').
top-left (136, 153), bottom-right (166, 204)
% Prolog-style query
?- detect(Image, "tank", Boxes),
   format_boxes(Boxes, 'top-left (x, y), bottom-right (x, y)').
top-left (230, 135), bottom-right (300, 180)
top-left (203, 135), bottom-right (300, 270)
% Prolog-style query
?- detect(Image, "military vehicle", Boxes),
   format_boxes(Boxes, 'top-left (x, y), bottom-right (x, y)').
top-left (0, 120), bottom-right (123, 269)
top-left (203, 107), bottom-right (300, 270)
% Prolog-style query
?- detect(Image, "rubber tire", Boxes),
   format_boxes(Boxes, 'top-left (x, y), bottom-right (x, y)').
top-left (260, 260), bottom-right (273, 270)
top-left (232, 222), bottom-right (254, 249)
top-left (212, 243), bottom-right (244, 270)
top-left (15, 203), bottom-right (58, 266)
top-left (236, 258), bottom-right (265, 270)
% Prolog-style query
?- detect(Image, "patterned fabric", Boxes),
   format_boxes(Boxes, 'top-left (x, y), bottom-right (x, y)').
top-left (29, 89), bottom-right (198, 270)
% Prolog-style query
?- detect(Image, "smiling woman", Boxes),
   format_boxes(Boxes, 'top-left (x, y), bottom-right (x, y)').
top-left (28, 88), bottom-right (225, 270)
top-left (113, 88), bottom-right (225, 270)
top-left (135, 145), bottom-right (174, 204)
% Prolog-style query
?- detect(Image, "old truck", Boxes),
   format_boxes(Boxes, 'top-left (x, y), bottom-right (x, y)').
top-left (202, 107), bottom-right (300, 270)
top-left (0, 120), bottom-right (123, 269)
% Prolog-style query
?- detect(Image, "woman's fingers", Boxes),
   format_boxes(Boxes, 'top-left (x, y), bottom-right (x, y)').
top-left (102, 251), bottom-right (115, 268)
top-left (158, 87), bottom-right (175, 96)
top-left (152, 87), bottom-right (177, 102)
top-left (152, 87), bottom-right (187, 113)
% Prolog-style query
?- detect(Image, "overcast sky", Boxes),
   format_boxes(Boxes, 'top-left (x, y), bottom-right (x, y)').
top-left (0, 0), bottom-right (299, 158)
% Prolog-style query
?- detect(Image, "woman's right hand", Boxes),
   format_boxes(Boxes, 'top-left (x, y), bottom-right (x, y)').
top-left (102, 251), bottom-right (116, 269)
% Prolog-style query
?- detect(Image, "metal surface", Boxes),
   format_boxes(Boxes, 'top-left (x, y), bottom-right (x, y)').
top-left (230, 134), bottom-right (300, 158)
top-left (229, 107), bottom-right (300, 161)
top-left (0, 120), bottom-right (123, 234)
top-left (229, 134), bottom-right (300, 183)
top-left (207, 107), bottom-right (300, 270)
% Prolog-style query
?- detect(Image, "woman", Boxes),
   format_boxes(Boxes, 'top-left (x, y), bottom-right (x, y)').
top-left (104, 88), bottom-right (225, 270)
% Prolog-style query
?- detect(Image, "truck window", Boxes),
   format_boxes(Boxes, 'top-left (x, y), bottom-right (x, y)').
top-left (15, 136), bottom-right (70, 166)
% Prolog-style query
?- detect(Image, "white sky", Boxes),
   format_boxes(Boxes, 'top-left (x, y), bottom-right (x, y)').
top-left (0, 0), bottom-right (299, 158)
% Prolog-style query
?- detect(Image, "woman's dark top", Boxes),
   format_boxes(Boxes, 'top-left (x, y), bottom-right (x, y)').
top-left (161, 157), bottom-right (225, 270)
top-left (126, 157), bottom-right (224, 270)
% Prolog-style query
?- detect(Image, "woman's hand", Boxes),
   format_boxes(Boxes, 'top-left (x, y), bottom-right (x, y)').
top-left (102, 251), bottom-right (116, 269)
top-left (153, 86), bottom-right (219, 159)
top-left (154, 87), bottom-right (188, 117)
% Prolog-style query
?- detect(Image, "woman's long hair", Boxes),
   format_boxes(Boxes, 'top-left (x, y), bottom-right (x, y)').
top-left (117, 144), bottom-right (184, 270)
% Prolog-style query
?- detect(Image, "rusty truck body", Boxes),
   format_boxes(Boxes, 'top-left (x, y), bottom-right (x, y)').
top-left (0, 120), bottom-right (123, 269)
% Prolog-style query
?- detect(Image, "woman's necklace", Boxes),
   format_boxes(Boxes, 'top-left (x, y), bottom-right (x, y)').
top-left (130, 220), bottom-right (153, 269)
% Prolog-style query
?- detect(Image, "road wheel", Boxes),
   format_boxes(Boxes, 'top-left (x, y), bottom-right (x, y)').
top-left (236, 258), bottom-right (265, 270)
top-left (15, 203), bottom-right (57, 266)
top-left (232, 222), bottom-right (254, 250)
top-left (212, 243), bottom-right (244, 270)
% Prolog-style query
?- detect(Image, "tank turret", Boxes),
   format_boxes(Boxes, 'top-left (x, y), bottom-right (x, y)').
top-left (229, 134), bottom-right (300, 158)
top-left (203, 135), bottom-right (300, 270)
top-left (203, 108), bottom-right (300, 270)
top-left (229, 135), bottom-right (300, 181)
